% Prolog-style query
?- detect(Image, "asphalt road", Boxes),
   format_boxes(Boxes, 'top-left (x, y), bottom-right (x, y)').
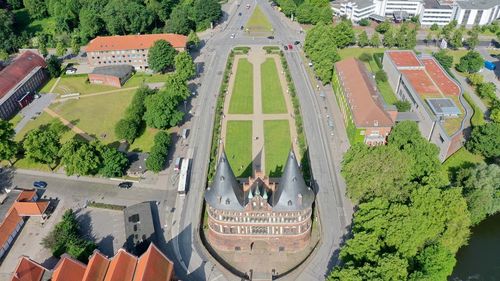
top-left (164, 1), bottom-right (353, 280)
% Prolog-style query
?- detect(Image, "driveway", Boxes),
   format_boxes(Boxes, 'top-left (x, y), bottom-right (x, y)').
top-left (15, 93), bottom-right (56, 133)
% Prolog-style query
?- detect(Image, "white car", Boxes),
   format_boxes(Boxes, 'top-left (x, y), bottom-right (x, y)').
top-left (230, 33), bottom-right (235, 39)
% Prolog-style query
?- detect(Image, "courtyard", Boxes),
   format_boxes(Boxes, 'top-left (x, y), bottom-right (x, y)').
top-left (221, 46), bottom-right (299, 178)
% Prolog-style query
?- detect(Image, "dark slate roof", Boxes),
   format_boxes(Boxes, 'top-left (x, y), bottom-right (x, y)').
top-left (123, 202), bottom-right (157, 254)
top-left (205, 150), bottom-right (245, 211)
top-left (272, 151), bottom-right (315, 211)
top-left (91, 65), bottom-right (133, 79)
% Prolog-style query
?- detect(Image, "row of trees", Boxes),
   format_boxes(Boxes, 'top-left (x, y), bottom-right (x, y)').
top-left (1, 0), bottom-right (218, 56)
top-left (330, 121), bottom-right (470, 280)
top-left (274, 0), bottom-right (332, 25)
top-left (145, 131), bottom-right (171, 172)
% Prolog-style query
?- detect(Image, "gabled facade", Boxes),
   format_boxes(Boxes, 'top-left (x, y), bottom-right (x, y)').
top-left (205, 150), bottom-right (315, 252)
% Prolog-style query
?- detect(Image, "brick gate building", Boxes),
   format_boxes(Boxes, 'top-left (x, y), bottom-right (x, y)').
top-left (205, 150), bottom-right (315, 253)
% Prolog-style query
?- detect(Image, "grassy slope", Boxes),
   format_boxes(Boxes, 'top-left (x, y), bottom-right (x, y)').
top-left (229, 58), bottom-right (254, 114)
top-left (246, 6), bottom-right (273, 32)
top-left (225, 120), bottom-right (253, 178)
top-left (261, 58), bottom-right (287, 114)
top-left (264, 120), bottom-right (291, 177)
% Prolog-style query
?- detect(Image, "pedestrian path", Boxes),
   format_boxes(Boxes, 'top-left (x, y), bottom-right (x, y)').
top-left (220, 46), bottom-right (299, 176)
top-left (44, 108), bottom-right (95, 141)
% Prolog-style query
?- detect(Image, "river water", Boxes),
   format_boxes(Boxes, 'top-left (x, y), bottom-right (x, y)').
top-left (450, 213), bottom-right (500, 281)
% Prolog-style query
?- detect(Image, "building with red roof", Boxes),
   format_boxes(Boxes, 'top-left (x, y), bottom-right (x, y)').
top-left (383, 50), bottom-right (467, 161)
top-left (0, 51), bottom-right (48, 120)
top-left (0, 190), bottom-right (50, 260)
top-left (10, 244), bottom-right (175, 281)
top-left (333, 58), bottom-right (397, 145)
top-left (85, 33), bottom-right (188, 71)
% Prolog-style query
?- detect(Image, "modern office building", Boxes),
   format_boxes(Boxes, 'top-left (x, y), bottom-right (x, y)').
top-left (205, 150), bottom-right (315, 253)
top-left (333, 58), bottom-right (397, 145)
top-left (0, 51), bottom-right (47, 120)
top-left (10, 243), bottom-right (175, 281)
top-left (331, 0), bottom-right (500, 26)
top-left (383, 50), bottom-right (466, 161)
top-left (85, 34), bottom-right (188, 71)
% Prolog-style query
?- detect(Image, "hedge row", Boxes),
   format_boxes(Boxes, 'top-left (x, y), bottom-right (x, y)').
top-left (278, 51), bottom-right (311, 183)
top-left (88, 202), bottom-right (126, 211)
top-left (263, 46), bottom-right (281, 54)
top-left (233, 46), bottom-right (250, 54)
top-left (207, 50), bottom-right (236, 181)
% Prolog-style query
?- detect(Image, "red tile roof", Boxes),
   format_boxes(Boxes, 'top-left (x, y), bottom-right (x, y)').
top-left (388, 51), bottom-right (422, 68)
top-left (422, 58), bottom-right (460, 96)
top-left (0, 208), bottom-right (23, 248)
top-left (51, 255), bottom-right (87, 281)
top-left (16, 190), bottom-right (37, 202)
top-left (400, 69), bottom-right (441, 96)
top-left (14, 201), bottom-right (49, 216)
top-left (10, 257), bottom-right (47, 281)
top-left (104, 249), bottom-right (137, 281)
top-left (335, 58), bottom-right (394, 128)
top-left (82, 251), bottom-right (110, 281)
top-left (86, 34), bottom-right (188, 52)
top-left (0, 51), bottom-right (46, 100)
top-left (133, 244), bottom-right (174, 281)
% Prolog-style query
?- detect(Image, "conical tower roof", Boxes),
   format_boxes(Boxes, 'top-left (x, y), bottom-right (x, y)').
top-left (272, 151), bottom-right (315, 211)
top-left (205, 150), bottom-right (245, 210)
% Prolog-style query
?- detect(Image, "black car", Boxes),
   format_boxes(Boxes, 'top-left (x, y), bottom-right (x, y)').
top-left (267, 36), bottom-right (275, 39)
top-left (33, 181), bottom-right (47, 188)
top-left (240, 25), bottom-right (244, 30)
top-left (294, 40), bottom-right (300, 45)
top-left (238, 12), bottom-right (242, 16)
top-left (118, 182), bottom-right (133, 189)
top-left (283, 45), bottom-right (288, 50)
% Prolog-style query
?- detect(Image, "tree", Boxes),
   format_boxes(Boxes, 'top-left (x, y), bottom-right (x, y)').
top-left (295, 0), bottom-right (332, 25)
top-left (430, 23), bottom-right (439, 31)
top-left (148, 39), bottom-right (177, 73)
top-left (55, 41), bottom-right (66, 57)
top-left (70, 35), bottom-right (80, 55)
top-left (143, 90), bottom-right (184, 129)
top-left (145, 131), bottom-right (171, 172)
top-left (456, 50), bottom-right (483, 73)
top-left (46, 55), bottom-right (62, 78)
top-left (375, 70), bottom-right (387, 82)
top-left (59, 140), bottom-right (101, 176)
top-left (441, 20), bottom-right (457, 41)
top-left (341, 144), bottom-right (414, 203)
top-left (0, 50), bottom-right (8, 61)
top-left (0, 120), bottom-right (17, 166)
top-left (23, 0), bottom-right (48, 20)
top-left (332, 20), bottom-right (355, 48)
top-left (449, 28), bottom-right (464, 49)
top-left (164, 73), bottom-right (190, 100)
top-left (165, 5), bottom-right (194, 35)
top-left (357, 31), bottom-right (369, 47)
top-left (476, 82), bottom-right (496, 100)
top-left (467, 73), bottom-right (484, 86)
top-left (174, 51), bottom-right (196, 81)
top-left (192, 0), bottom-right (221, 30)
top-left (96, 144), bottom-right (128, 177)
top-left (115, 119), bottom-right (139, 142)
top-left (359, 52), bottom-right (372, 62)
top-left (102, 0), bottom-right (154, 35)
top-left (375, 20), bottom-right (391, 34)
top-left (0, 9), bottom-right (17, 53)
top-left (425, 32), bottom-right (433, 46)
top-left (382, 28), bottom-right (396, 48)
top-left (23, 128), bottom-right (61, 170)
top-left (6, 0), bottom-right (23, 9)
top-left (358, 18), bottom-right (370, 26)
top-left (465, 28), bottom-right (479, 50)
top-left (433, 50), bottom-right (453, 70)
top-left (409, 244), bottom-right (456, 280)
top-left (490, 106), bottom-right (500, 123)
top-left (394, 100), bottom-right (411, 112)
top-left (304, 22), bottom-right (340, 83)
top-left (370, 32), bottom-right (380, 47)
top-left (187, 30), bottom-right (200, 49)
top-left (454, 164), bottom-right (500, 225)
top-left (78, 4), bottom-right (104, 41)
top-left (466, 122), bottom-right (500, 159)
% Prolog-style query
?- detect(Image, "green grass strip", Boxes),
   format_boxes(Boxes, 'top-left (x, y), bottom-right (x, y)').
top-left (225, 120), bottom-right (253, 177)
top-left (261, 58), bottom-right (287, 114)
top-left (229, 58), bottom-right (254, 114)
top-left (264, 120), bottom-right (291, 177)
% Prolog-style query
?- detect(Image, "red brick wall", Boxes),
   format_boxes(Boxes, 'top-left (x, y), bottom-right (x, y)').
top-left (88, 74), bottom-right (122, 88)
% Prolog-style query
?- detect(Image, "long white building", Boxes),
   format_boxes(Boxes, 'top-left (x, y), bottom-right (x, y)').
top-left (331, 0), bottom-right (500, 26)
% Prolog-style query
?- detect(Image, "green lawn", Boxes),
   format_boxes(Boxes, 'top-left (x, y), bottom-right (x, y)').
top-left (443, 147), bottom-right (485, 178)
top-left (49, 90), bottom-right (135, 145)
top-left (53, 76), bottom-right (127, 95)
top-left (338, 48), bottom-right (387, 60)
top-left (123, 73), bottom-right (171, 87)
top-left (15, 112), bottom-right (76, 142)
top-left (225, 121), bottom-right (253, 178)
top-left (9, 114), bottom-right (23, 127)
top-left (128, 127), bottom-right (161, 153)
top-left (246, 6), bottom-right (273, 33)
top-left (40, 78), bottom-right (57, 93)
top-left (264, 120), bottom-right (291, 177)
top-left (229, 58), bottom-right (254, 114)
top-left (261, 58), bottom-right (287, 114)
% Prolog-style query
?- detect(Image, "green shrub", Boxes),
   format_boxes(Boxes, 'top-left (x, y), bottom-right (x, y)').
top-left (375, 70), bottom-right (388, 82)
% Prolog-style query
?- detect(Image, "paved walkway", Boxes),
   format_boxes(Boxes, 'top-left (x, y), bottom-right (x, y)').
top-left (220, 47), bottom-right (299, 176)
top-left (43, 108), bottom-right (94, 141)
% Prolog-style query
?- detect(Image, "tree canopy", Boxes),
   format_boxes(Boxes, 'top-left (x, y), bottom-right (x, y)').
top-left (0, 119), bottom-right (17, 165)
top-left (466, 122), bottom-right (500, 159)
top-left (145, 131), bottom-right (171, 172)
top-left (148, 39), bottom-right (177, 73)
top-left (143, 88), bottom-right (184, 129)
top-left (23, 125), bottom-right (61, 170)
top-left (456, 51), bottom-right (484, 73)
top-left (174, 51), bottom-right (196, 81)
top-left (304, 22), bottom-right (340, 83)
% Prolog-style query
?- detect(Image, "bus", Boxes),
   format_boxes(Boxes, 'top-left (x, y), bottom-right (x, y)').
top-left (177, 158), bottom-right (190, 196)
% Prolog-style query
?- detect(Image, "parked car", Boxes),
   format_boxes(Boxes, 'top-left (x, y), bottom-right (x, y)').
top-left (230, 33), bottom-right (235, 39)
top-left (118, 182), bottom-right (133, 189)
top-left (283, 45), bottom-right (288, 50)
top-left (33, 181), bottom-right (47, 188)
top-left (294, 41), bottom-right (300, 45)
top-left (484, 61), bottom-right (496, 70)
top-left (288, 44), bottom-right (293, 50)
top-left (240, 26), bottom-right (244, 30)
top-left (267, 36), bottom-right (275, 39)
top-left (238, 12), bottom-right (242, 16)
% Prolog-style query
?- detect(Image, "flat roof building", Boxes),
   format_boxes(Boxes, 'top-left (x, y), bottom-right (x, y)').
top-left (383, 50), bottom-right (466, 161)
top-left (333, 57), bottom-right (396, 145)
